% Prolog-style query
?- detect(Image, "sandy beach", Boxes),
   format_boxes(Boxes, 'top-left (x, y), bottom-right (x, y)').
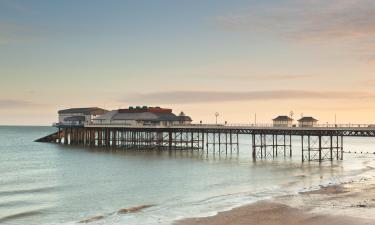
top-left (176, 177), bottom-right (375, 225)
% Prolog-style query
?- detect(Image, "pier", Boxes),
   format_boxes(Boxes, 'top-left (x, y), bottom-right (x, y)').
top-left (38, 123), bottom-right (375, 162)
top-left (35, 106), bottom-right (375, 162)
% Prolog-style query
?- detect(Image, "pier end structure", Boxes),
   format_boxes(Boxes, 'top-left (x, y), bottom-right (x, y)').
top-left (52, 107), bottom-right (108, 144)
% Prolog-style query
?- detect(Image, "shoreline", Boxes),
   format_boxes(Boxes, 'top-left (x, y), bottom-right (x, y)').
top-left (175, 176), bottom-right (375, 225)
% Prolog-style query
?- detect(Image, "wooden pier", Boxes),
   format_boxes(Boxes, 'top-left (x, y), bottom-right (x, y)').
top-left (37, 123), bottom-right (375, 162)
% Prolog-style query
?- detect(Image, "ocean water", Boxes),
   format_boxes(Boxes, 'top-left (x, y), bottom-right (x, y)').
top-left (1, 126), bottom-right (375, 225)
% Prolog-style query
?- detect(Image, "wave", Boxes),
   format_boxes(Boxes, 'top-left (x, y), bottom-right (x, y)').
top-left (0, 209), bottom-right (43, 224)
top-left (0, 200), bottom-right (33, 208)
top-left (79, 215), bottom-right (105, 223)
top-left (117, 204), bottom-right (154, 214)
top-left (78, 204), bottom-right (155, 224)
top-left (0, 186), bottom-right (57, 197)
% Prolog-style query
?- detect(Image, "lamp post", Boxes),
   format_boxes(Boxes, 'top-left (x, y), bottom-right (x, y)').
top-left (215, 112), bottom-right (219, 125)
top-left (334, 114), bottom-right (338, 127)
top-left (254, 113), bottom-right (257, 125)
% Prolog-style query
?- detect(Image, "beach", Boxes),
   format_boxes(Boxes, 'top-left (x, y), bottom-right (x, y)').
top-left (176, 176), bottom-right (375, 225)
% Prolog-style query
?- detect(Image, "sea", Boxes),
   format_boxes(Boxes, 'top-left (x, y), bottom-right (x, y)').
top-left (1, 126), bottom-right (375, 225)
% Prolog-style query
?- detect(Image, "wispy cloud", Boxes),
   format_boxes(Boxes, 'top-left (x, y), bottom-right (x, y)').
top-left (0, 0), bottom-right (33, 14)
top-left (214, 0), bottom-right (375, 61)
top-left (125, 90), bottom-right (375, 104)
top-left (0, 21), bottom-right (37, 44)
top-left (360, 79), bottom-right (375, 86)
top-left (0, 99), bottom-right (44, 109)
top-left (210, 74), bottom-right (314, 81)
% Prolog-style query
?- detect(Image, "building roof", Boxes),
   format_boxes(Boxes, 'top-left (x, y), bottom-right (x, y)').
top-left (94, 109), bottom-right (192, 122)
top-left (273, 116), bottom-right (293, 121)
top-left (58, 107), bottom-right (108, 115)
top-left (113, 111), bottom-right (180, 121)
top-left (178, 115), bottom-right (192, 121)
top-left (298, 117), bottom-right (318, 122)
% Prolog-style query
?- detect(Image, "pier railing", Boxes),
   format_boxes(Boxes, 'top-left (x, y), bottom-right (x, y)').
top-left (84, 122), bottom-right (375, 129)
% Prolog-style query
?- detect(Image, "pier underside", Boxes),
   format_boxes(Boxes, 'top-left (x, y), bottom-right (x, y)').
top-left (36, 126), bottom-right (351, 162)
top-left (57, 127), bottom-right (240, 155)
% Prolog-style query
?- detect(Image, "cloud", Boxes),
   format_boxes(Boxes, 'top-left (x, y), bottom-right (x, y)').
top-left (125, 90), bottom-right (375, 104)
top-left (360, 79), bottom-right (375, 86)
top-left (0, 0), bottom-right (33, 13)
top-left (0, 99), bottom-right (44, 109)
top-left (212, 74), bottom-right (314, 81)
top-left (214, 0), bottom-right (375, 61)
top-left (0, 21), bottom-right (38, 44)
top-left (255, 75), bottom-right (313, 80)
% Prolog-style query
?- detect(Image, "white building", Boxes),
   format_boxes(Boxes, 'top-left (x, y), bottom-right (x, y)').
top-left (298, 117), bottom-right (318, 128)
top-left (272, 116), bottom-right (293, 127)
top-left (57, 107), bottom-right (108, 126)
top-left (92, 106), bottom-right (192, 126)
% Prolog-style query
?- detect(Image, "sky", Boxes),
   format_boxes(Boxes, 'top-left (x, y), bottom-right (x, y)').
top-left (1, 0), bottom-right (375, 125)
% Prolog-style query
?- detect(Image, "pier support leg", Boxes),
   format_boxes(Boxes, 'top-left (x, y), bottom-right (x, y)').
top-left (341, 136), bottom-right (344, 160)
top-left (251, 134), bottom-right (256, 159)
top-left (289, 134), bottom-right (292, 157)
top-left (301, 135), bottom-right (304, 162)
top-left (330, 135), bottom-right (333, 161)
top-left (168, 131), bottom-right (172, 150)
top-left (318, 135), bottom-right (322, 162)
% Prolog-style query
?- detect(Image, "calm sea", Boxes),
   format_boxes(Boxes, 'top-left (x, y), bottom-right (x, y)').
top-left (1, 126), bottom-right (375, 225)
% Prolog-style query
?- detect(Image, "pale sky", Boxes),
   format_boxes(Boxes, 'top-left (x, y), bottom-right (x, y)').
top-left (1, 0), bottom-right (375, 125)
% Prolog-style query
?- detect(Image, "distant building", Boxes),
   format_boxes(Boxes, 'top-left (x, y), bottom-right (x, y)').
top-left (58, 107), bottom-right (108, 126)
top-left (298, 117), bottom-right (318, 128)
top-left (93, 106), bottom-right (192, 126)
top-left (273, 116), bottom-right (293, 127)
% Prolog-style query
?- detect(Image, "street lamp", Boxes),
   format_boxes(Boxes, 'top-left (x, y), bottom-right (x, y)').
top-left (215, 112), bottom-right (219, 125)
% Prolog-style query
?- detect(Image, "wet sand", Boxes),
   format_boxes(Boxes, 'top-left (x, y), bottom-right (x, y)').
top-left (176, 177), bottom-right (375, 225)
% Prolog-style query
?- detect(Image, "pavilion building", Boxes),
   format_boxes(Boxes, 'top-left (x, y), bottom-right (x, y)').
top-left (298, 117), bottom-right (318, 128)
top-left (92, 106), bottom-right (192, 126)
top-left (272, 116), bottom-right (294, 127)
